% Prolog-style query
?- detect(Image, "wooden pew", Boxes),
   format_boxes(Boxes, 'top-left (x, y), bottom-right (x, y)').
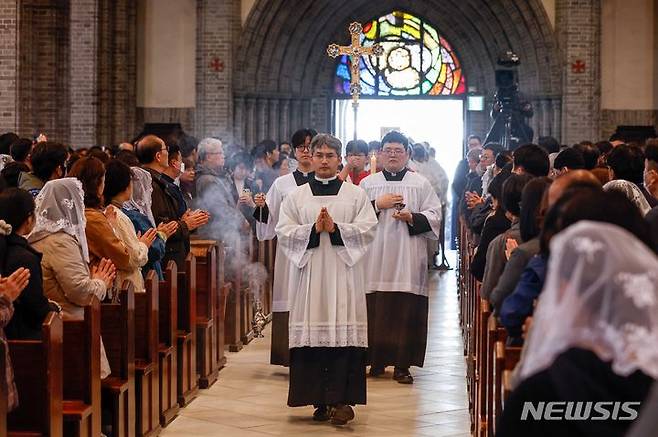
top-left (224, 244), bottom-right (243, 352)
top-left (0, 340), bottom-right (6, 437)
top-left (475, 298), bottom-right (490, 437)
top-left (177, 254), bottom-right (198, 406)
top-left (63, 299), bottom-right (101, 437)
top-left (135, 272), bottom-right (161, 436)
top-left (190, 240), bottom-right (218, 389)
top-left (501, 346), bottom-right (522, 402)
top-left (158, 262), bottom-right (180, 426)
top-left (215, 242), bottom-right (228, 370)
top-left (486, 317), bottom-right (507, 437)
top-left (101, 283), bottom-right (136, 437)
top-left (7, 312), bottom-right (63, 436)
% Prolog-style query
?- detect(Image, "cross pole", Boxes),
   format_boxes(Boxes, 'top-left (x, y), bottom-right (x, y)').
top-left (327, 22), bottom-right (384, 140)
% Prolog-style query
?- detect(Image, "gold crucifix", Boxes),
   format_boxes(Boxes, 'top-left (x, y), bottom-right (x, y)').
top-left (327, 22), bottom-right (383, 107)
top-left (327, 22), bottom-right (384, 139)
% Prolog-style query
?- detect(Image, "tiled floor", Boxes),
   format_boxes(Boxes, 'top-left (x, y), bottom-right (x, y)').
top-left (162, 254), bottom-right (470, 436)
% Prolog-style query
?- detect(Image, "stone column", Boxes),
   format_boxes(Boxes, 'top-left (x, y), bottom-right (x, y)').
top-left (69, 0), bottom-right (99, 148)
top-left (0, 1), bottom-right (19, 132)
top-left (257, 98), bottom-right (268, 142)
top-left (245, 97), bottom-right (256, 147)
top-left (556, 0), bottom-right (601, 144)
top-left (269, 99), bottom-right (280, 142)
top-left (280, 99), bottom-right (291, 142)
top-left (233, 96), bottom-right (245, 146)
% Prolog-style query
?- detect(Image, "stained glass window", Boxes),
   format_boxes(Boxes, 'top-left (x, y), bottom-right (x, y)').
top-left (333, 11), bottom-right (466, 97)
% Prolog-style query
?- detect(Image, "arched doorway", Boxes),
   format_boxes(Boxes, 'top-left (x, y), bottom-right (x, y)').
top-left (234, 0), bottom-right (561, 148)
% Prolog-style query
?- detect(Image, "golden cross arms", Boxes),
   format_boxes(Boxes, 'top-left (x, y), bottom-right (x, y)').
top-left (327, 22), bottom-right (384, 107)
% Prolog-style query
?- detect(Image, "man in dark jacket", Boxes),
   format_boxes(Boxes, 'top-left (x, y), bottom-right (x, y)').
top-left (451, 135), bottom-right (482, 248)
top-left (136, 135), bottom-right (208, 272)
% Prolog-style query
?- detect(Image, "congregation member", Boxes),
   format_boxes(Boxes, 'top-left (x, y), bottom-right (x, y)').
top-left (69, 157), bottom-right (135, 290)
top-left (0, 188), bottom-right (58, 339)
top-left (338, 139), bottom-right (369, 185)
top-left (137, 135), bottom-right (208, 272)
top-left (451, 134), bottom-right (482, 248)
top-left (28, 178), bottom-right (116, 378)
top-left (360, 131), bottom-right (442, 384)
top-left (276, 133), bottom-right (377, 425)
top-left (606, 143), bottom-right (657, 207)
top-left (103, 159), bottom-right (159, 291)
top-left (498, 218), bottom-right (655, 436)
top-left (511, 143), bottom-right (550, 177)
top-left (253, 140), bottom-right (280, 193)
top-left (162, 144), bottom-right (190, 213)
top-left (254, 134), bottom-right (315, 366)
top-left (18, 141), bottom-right (69, 197)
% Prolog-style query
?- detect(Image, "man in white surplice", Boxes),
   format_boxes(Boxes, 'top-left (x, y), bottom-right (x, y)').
top-left (360, 131), bottom-right (442, 385)
top-left (276, 134), bottom-right (377, 426)
top-left (253, 129), bottom-right (315, 366)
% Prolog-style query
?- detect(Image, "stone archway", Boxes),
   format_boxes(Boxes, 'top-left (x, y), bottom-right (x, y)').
top-left (234, 0), bottom-right (561, 146)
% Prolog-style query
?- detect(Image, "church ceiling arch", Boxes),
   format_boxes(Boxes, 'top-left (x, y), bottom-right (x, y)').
top-left (237, 0), bottom-right (561, 100)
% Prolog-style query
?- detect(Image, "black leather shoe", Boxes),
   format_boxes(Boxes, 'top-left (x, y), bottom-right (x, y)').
top-left (369, 366), bottom-right (385, 377)
top-left (393, 367), bottom-right (414, 384)
top-left (313, 405), bottom-right (331, 421)
top-left (331, 404), bottom-right (355, 425)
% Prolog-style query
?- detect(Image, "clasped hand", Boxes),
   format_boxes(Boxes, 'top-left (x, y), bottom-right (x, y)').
top-left (315, 207), bottom-right (335, 233)
top-left (392, 209), bottom-right (413, 224)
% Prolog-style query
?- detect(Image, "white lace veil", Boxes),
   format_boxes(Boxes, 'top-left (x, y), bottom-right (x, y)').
top-left (0, 154), bottom-right (12, 172)
top-left (28, 177), bottom-right (90, 262)
top-left (603, 179), bottom-right (651, 216)
top-left (516, 221), bottom-right (658, 383)
top-left (124, 167), bottom-right (155, 227)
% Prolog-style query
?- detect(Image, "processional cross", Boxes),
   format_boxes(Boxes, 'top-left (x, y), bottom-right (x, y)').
top-left (327, 22), bottom-right (384, 140)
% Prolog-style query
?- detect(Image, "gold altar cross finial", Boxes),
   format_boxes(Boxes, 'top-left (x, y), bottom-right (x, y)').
top-left (327, 22), bottom-right (384, 108)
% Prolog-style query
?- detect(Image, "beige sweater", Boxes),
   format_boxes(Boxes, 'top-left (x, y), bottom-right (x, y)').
top-left (106, 205), bottom-right (149, 292)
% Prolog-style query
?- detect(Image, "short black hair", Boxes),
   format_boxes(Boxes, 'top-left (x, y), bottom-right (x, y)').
top-left (607, 144), bottom-right (645, 183)
top-left (115, 149), bottom-right (140, 167)
top-left (595, 141), bottom-right (613, 156)
top-left (31, 141), bottom-right (68, 182)
top-left (258, 140), bottom-right (277, 154)
top-left (412, 144), bottom-right (428, 161)
top-left (468, 134), bottom-right (482, 143)
top-left (227, 151), bottom-right (253, 171)
top-left (291, 129), bottom-right (312, 148)
top-left (346, 140), bottom-right (368, 156)
top-left (0, 162), bottom-right (30, 188)
top-left (513, 143), bottom-right (549, 177)
top-left (381, 131), bottom-right (409, 149)
top-left (168, 144), bottom-right (181, 161)
top-left (538, 136), bottom-right (560, 154)
top-left (572, 143), bottom-right (600, 170)
top-left (179, 135), bottom-right (198, 159)
top-left (9, 138), bottom-right (32, 162)
top-left (519, 177), bottom-right (552, 242)
top-left (483, 143), bottom-right (504, 156)
top-left (0, 132), bottom-right (19, 155)
top-left (0, 188), bottom-right (35, 231)
top-left (103, 159), bottom-right (132, 205)
top-left (501, 173), bottom-right (533, 216)
top-left (609, 132), bottom-right (624, 143)
top-left (645, 143), bottom-right (658, 165)
top-left (554, 147), bottom-right (585, 170)
top-left (495, 151), bottom-right (513, 169)
top-left (368, 140), bottom-right (381, 152)
top-left (488, 167), bottom-right (512, 201)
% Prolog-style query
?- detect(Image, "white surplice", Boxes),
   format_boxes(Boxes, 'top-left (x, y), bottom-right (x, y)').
top-left (276, 180), bottom-right (378, 348)
top-left (256, 172), bottom-right (305, 312)
top-left (360, 170), bottom-right (442, 297)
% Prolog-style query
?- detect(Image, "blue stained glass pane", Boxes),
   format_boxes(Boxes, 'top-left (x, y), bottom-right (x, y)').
top-left (333, 10), bottom-right (465, 96)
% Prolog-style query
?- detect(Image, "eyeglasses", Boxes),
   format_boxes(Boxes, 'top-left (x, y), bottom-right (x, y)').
top-left (382, 149), bottom-right (406, 156)
top-left (295, 145), bottom-right (310, 152)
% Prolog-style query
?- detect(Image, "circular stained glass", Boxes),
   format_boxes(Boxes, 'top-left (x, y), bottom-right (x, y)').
top-left (333, 11), bottom-right (466, 97)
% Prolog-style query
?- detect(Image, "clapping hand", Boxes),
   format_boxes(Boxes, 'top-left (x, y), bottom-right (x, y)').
top-left (505, 238), bottom-right (519, 260)
top-left (157, 221), bottom-right (178, 238)
top-left (0, 268), bottom-right (31, 301)
top-left (465, 191), bottom-right (483, 209)
top-left (183, 209), bottom-right (210, 231)
top-left (91, 258), bottom-right (116, 289)
top-left (239, 191), bottom-right (256, 208)
top-left (137, 227), bottom-right (158, 248)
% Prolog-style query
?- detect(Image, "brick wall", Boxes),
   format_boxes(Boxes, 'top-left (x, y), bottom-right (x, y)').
top-left (195, 0), bottom-right (241, 142)
top-left (556, 0), bottom-right (601, 144)
top-left (601, 109), bottom-right (658, 139)
top-left (69, 0), bottom-right (98, 148)
top-left (0, 0), bottom-right (19, 133)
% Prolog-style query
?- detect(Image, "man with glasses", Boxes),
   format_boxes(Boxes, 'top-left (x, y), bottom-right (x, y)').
top-left (276, 133), bottom-right (377, 425)
top-left (338, 139), bottom-right (369, 185)
top-left (137, 135), bottom-right (209, 273)
top-left (252, 130), bottom-right (316, 367)
top-left (360, 131), bottom-right (442, 385)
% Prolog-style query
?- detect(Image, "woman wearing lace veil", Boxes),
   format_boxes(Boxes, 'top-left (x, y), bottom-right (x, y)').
top-left (121, 166), bottom-right (175, 280)
top-left (29, 177), bottom-right (116, 378)
top-left (603, 179), bottom-right (652, 217)
top-left (497, 221), bottom-right (658, 437)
